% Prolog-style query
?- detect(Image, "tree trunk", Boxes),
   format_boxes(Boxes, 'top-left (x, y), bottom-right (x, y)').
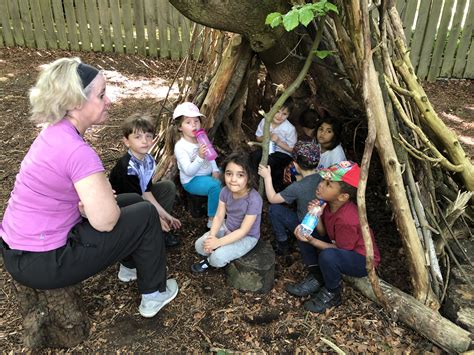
top-left (344, 276), bottom-right (473, 354)
top-left (12, 281), bottom-right (89, 348)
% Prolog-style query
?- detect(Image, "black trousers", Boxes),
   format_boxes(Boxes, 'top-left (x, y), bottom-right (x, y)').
top-left (250, 148), bottom-right (293, 192)
top-left (1, 194), bottom-right (167, 294)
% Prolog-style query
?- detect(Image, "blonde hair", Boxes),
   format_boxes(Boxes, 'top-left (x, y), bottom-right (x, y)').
top-left (29, 57), bottom-right (89, 124)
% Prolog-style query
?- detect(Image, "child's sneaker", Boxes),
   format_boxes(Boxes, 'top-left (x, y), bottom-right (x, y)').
top-left (118, 264), bottom-right (137, 282)
top-left (191, 259), bottom-right (210, 273)
top-left (139, 279), bottom-right (179, 318)
top-left (303, 286), bottom-right (342, 313)
top-left (274, 240), bottom-right (290, 256)
top-left (285, 273), bottom-right (323, 297)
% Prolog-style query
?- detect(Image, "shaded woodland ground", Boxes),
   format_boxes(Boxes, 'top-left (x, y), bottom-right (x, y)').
top-left (0, 47), bottom-right (472, 352)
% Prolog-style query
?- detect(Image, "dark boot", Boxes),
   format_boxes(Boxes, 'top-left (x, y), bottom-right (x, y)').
top-left (274, 240), bottom-right (290, 256)
top-left (191, 258), bottom-right (211, 273)
top-left (285, 274), bottom-right (323, 297)
top-left (303, 286), bottom-right (342, 313)
top-left (164, 232), bottom-right (180, 248)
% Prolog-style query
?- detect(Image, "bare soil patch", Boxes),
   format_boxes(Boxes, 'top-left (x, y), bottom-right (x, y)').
top-left (1, 47), bottom-right (471, 352)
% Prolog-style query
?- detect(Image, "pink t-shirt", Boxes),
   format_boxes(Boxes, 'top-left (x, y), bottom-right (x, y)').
top-left (0, 119), bottom-right (104, 252)
top-left (322, 201), bottom-right (381, 266)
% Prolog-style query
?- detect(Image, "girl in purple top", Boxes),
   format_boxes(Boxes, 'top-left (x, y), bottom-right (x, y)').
top-left (0, 57), bottom-right (177, 318)
top-left (192, 153), bottom-right (263, 273)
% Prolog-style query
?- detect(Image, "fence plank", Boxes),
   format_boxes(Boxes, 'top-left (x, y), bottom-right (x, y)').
top-left (18, 0), bottom-right (35, 47)
top-left (409, 0), bottom-right (431, 70)
top-left (52, 0), bottom-right (68, 50)
top-left (63, 0), bottom-right (79, 51)
top-left (98, 0), bottom-right (112, 52)
top-left (85, 0), bottom-right (102, 51)
top-left (0, 0), bottom-right (13, 46)
top-left (134, 0), bottom-right (146, 55)
top-left (8, 0), bottom-right (24, 46)
top-left (452, 1), bottom-right (474, 77)
top-left (39, 0), bottom-right (58, 49)
top-left (464, 38), bottom-right (474, 78)
top-left (122, 0), bottom-right (135, 53)
top-left (168, 4), bottom-right (180, 60)
top-left (416, 0), bottom-right (443, 80)
top-left (29, 0), bottom-right (46, 48)
top-left (440, 0), bottom-right (468, 77)
top-left (157, 0), bottom-right (169, 58)
top-left (110, 0), bottom-right (124, 53)
top-left (403, 0), bottom-right (418, 44)
top-left (74, 0), bottom-right (90, 51)
top-left (145, 0), bottom-right (158, 56)
top-left (427, 0), bottom-right (456, 81)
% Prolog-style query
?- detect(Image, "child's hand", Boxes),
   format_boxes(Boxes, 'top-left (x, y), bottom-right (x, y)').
top-left (307, 199), bottom-right (326, 212)
top-left (294, 225), bottom-right (312, 243)
top-left (212, 171), bottom-right (220, 179)
top-left (203, 234), bottom-right (220, 252)
top-left (197, 144), bottom-right (207, 159)
top-left (258, 164), bottom-right (271, 178)
top-left (159, 216), bottom-right (171, 232)
top-left (168, 216), bottom-right (181, 229)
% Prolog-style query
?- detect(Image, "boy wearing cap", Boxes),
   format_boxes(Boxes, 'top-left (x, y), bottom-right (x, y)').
top-left (288, 161), bottom-right (381, 313)
top-left (258, 141), bottom-right (322, 255)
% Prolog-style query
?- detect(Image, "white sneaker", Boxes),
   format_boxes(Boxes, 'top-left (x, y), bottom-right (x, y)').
top-left (118, 264), bottom-right (137, 282)
top-left (139, 279), bottom-right (179, 318)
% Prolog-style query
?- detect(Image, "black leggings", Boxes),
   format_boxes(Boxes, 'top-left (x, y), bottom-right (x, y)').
top-left (1, 194), bottom-right (167, 294)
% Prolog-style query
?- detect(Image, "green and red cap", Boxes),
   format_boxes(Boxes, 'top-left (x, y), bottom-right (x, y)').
top-left (319, 161), bottom-right (360, 188)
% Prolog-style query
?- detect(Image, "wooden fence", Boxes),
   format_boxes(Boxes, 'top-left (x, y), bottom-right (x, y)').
top-left (0, 0), bottom-right (472, 80)
top-left (396, 0), bottom-right (473, 80)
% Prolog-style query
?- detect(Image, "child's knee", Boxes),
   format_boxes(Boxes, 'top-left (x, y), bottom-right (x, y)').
top-left (318, 248), bottom-right (338, 267)
top-left (208, 250), bottom-right (228, 268)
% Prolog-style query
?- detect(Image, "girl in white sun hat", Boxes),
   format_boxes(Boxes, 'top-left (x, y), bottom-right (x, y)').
top-left (167, 102), bottom-right (221, 228)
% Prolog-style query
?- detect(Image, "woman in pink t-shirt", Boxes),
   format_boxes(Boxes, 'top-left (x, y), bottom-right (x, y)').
top-left (0, 58), bottom-right (177, 318)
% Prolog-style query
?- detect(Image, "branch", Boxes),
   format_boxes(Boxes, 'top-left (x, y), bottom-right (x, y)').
top-left (258, 15), bottom-right (326, 194)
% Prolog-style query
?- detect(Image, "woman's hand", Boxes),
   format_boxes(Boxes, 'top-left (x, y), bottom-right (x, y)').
top-left (203, 234), bottom-right (220, 253)
top-left (197, 144), bottom-right (207, 159)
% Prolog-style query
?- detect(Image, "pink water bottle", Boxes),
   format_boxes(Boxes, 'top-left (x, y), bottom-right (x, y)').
top-left (194, 129), bottom-right (218, 161)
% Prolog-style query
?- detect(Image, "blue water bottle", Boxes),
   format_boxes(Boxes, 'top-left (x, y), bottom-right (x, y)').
top-left (300, 200), bottom-right (325, 237)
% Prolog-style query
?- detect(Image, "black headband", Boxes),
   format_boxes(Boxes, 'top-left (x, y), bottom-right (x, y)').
top-left (77, 63), bottom-right (99, 89)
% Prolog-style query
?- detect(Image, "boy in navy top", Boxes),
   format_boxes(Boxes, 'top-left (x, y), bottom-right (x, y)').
top-left (289, 161), bottom-right (381, 313)
top-left (110, 114), bottom-right (182, 280)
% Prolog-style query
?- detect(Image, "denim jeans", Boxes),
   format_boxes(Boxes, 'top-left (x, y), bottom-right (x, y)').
top-left (268, 204), bottom-right (299, 243)
top-left (319, 248), bottom-right (368, 290)
top-left (194, 226), bottom-right (258, 268)
top-left (183, 175), bottom-right (221, 217)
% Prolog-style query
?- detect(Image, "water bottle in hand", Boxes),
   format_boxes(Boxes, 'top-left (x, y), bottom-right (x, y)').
top-left (194, 129), bottom-right (218, 161)
top-left (300, 200), bottom-right (326, 237)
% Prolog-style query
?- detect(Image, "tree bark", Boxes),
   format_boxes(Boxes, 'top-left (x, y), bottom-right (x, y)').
top-left (12, 281), bottom-right (89, 348)
top-left (344, 276), bottom-right (473, 354)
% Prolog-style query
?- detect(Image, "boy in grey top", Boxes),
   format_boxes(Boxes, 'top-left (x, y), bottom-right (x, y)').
top-left (258, 141), bottom-right (321, 255)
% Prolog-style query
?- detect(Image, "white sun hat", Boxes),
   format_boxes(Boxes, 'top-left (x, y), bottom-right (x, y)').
top-left (172, 102), bottom-right (205, 120)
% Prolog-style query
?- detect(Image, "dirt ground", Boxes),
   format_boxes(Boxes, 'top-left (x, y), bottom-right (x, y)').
top-left (0, 47), bottom-right (472, 352)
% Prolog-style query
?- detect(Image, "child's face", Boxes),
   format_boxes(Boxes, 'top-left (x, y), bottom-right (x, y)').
top-left (224, 162), bottom-right (249, 197)
top-left (272, 107), bottom-right (290, 126)
top-left (315, 179), bottom-right (343, 202)
top-left (124, 130), bottom-right (154, 159)
top-left (179, 116), bottom-right (201, 141)
top-left (302, 126), bottom-right (315, 138)
top-left (317, 122), bottom-right (335, 148)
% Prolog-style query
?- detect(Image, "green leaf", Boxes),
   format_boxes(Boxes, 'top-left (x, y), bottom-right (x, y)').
top-left (265, 12), bottom-right (281, 25)
top-left (325, 2), bottom-right (339, 14)
top-left (283, 10), bottom-right (299, 31)
top-left (314, 49), bottom-right (335, 59)
top-left (299, 8), bottom-right (314, 27)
